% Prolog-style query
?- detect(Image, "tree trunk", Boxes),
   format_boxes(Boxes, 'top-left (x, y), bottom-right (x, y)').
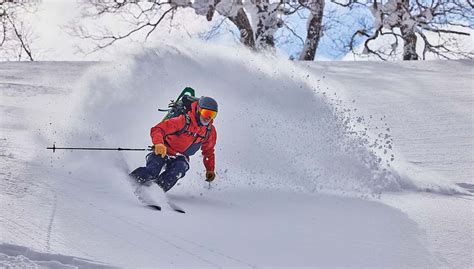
top-left (255, 0), bottom-right (273, 49)
top-left (399, 0), bottom-right (418, 60)
top-left (401, 26), bottom-right (418, 60)
top-left (228, 8), bottom-right (256, 49)
top-left (254, 0), bottom-right (282, 50)
top-left (299, 0), bottom-right (324, 61)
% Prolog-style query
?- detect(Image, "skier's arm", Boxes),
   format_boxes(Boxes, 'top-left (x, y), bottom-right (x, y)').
top-left (150, 116), bottom-right (185, 145)
top-left (201, 126), bottom-right (217, 172)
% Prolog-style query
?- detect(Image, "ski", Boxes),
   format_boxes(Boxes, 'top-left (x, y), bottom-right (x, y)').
top-left (147, 205), bottom-right (162, 211)
top-left (147, 199), bottom-right (185, 213)
top-left (166, 200), bottom-right (186, 214)
top-left (147, 203), bottom-right (184, 213)
top-left (129, 176), bottom-right (186, 213)
top-left (173, 208), bottom-right (186, 214)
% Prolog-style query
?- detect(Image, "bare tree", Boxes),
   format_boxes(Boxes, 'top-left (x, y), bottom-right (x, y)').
top-left (336, 0), bottom-right (473, 60)
top-left (71, 1), bottom-right (181, 54)
top-left (0, 1), bottom-right (36, 61)
top-left (73, 0), bottom-right (327, 60)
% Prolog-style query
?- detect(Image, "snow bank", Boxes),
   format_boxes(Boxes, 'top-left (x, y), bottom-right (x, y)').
top-left (0, 243), bottom-right (118, 269)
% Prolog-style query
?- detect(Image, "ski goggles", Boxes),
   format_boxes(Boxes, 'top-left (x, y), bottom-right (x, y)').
top-left (199, 108), bottom-right (217, 120)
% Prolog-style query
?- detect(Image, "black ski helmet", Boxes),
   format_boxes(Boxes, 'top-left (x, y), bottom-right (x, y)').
top-left (198, 96), bottom-right (218, 112)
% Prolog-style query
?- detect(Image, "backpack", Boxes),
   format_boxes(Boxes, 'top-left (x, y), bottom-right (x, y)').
top-left (159, 87), bottom-right (212, 142)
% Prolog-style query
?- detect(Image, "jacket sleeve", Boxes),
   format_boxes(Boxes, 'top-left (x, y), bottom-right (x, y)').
top-left (150, 116), bottom-right (186, 145)
top-left (201, 126), bottom-right (217, 171)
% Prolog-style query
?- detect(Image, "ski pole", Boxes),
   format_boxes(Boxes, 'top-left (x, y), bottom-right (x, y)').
top-left (46, 144), bottom-right (153, 153)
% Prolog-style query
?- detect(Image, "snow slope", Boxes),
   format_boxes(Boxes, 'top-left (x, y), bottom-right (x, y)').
top-left (1, 46), bottom-right (472, 268)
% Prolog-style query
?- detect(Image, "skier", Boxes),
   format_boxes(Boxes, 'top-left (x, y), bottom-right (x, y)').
top-left (130, 96), bottom-right (218, 192)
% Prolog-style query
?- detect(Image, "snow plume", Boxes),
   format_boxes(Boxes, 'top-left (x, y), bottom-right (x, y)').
top-left (312, 83), bottom-right (467, 196)
top-left (53, 42), bottom-right (464, 197)
top-left (301, 61), bottom-right (472, 195)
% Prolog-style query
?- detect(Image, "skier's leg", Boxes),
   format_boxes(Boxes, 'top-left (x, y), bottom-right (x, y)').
top-left (155, 156), bottom-right (190, 192)
top-left (130, 153), bottom-right (167, 185)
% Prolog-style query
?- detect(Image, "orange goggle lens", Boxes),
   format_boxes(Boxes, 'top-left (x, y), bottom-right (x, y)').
top-left (199, 108), bottom-right (217, 120)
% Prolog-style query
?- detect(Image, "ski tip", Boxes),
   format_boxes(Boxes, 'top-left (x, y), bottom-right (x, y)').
top-left (147, 205), bottom-right (162, 211)
top-left (174, 209), bottom-right (186, 214)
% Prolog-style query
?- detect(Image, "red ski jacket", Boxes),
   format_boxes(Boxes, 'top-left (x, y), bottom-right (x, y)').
top-left (150, 102), bottom-right (217, 172)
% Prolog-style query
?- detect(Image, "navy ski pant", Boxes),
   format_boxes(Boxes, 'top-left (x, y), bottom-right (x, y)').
top-left (130, 153), bottom-right (189, 192)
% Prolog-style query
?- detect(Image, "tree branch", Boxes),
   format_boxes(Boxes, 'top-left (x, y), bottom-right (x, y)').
top-left (6, 13), bottom-right (33, 61)
top-left (364, 26), bottom-right (388, 61)
top-left (79, 6), bottom-right (176, 54)
top-left (422, 26), bottom-right (471, 36)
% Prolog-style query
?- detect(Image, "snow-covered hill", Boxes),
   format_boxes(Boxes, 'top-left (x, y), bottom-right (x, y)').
top-left (1, 45), bottom-right (473, 268)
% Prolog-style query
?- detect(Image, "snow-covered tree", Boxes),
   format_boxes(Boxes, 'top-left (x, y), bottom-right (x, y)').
top-left (0, 1), bottom-right (36, 61)
top-left (337, 0), bottom-right (473, 60)
top-left (73, 0), bottom-right (325, 60)
top-left (194, 0), bottom-right (256, 47)
top-left (298, 0), bottom-right (325, 60)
